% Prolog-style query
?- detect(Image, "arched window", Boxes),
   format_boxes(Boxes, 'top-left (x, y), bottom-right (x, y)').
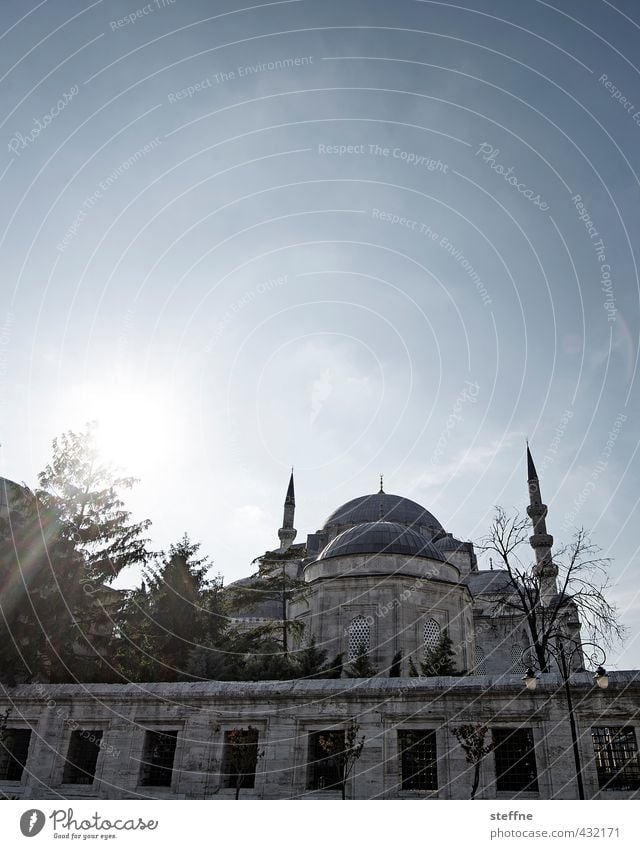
top-left (474, 646), bottom-right (487, 675)
top-left (348, 616), bottom-right (370, 661)
top-left (511, 644), bottom-right (526, 674)
top-left (423, 618), bottom-right (441, 650)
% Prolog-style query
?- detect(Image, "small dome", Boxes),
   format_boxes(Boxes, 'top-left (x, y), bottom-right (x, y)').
top-left (322, 492), bottom-right (442, 532)
top-left (463, 570), bottom-right (513, 595)
top-left (317, 521), bottom-right (445, 561)
top-left (225, 575), bottom-right (284, 619)
top-left (435, 533), bottom-right (467, 552)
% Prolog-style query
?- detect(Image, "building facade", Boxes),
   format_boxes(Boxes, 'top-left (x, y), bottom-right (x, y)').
top-left (1, 675), bottom-right (639, 799)
top-left (1, 450), bottom-right (639, 800)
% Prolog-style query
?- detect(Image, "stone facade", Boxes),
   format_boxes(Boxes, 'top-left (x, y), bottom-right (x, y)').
top-left (1, 674), bottom-right (639, 800)
top-left (2, 455), bottom-right (638, 801)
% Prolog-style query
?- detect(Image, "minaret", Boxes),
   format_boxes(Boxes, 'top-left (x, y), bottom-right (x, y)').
top-left (277, 470), bottom-right (297, 551)
top-left (526, 444), bottom-right (558, 604)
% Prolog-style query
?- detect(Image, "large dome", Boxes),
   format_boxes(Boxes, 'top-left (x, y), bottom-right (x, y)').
top-left (322, 492), bottom-right (442, 533)
top-left (317, 521), bottom-right (445, 561)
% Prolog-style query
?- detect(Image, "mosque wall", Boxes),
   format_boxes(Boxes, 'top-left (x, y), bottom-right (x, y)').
top-left (2, 675), bottom-right (639, 800)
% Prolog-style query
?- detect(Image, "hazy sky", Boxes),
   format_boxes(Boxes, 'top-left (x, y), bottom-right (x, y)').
top-left (1, 0), bottom-right (640, 668)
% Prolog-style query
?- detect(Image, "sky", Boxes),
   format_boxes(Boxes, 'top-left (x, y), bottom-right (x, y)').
top-left (1, 0), bottom-right (640, 669)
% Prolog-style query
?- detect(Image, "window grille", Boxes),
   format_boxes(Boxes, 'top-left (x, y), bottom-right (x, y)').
top-left (139, 730), bottom-right (178, 787)
top-left (222, 728), bottom-right (260, 790)
top-left (63, 730), bottom-right (103, 785)
top-left (591, 727), bottom-right (640, 791)
top-left (348, 616), bottom-right (370, 661)
top-left (424, 618), bottom-right (441, 649)
top-left (510, 645), bottom-right (526, 674)
top-left (474, 646), bottom-right (487, 675)
top-left (0, 729), bottom-right (31, 781)
top-left (398, 730), bottom-right (438, 791)
top-left (306, 731), bottom-right (345, 792)
top-left (492, 728), bottom-right (539, 793)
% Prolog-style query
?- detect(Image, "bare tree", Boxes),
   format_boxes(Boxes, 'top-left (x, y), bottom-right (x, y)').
top-left (451, 723), bottom-right (494, 800)
top-left (224, 726), bottom-right (263, 800)
top-left (318, 720), bottom-right (365, 800)
top-left (478, 507), bottom-right (625, 672)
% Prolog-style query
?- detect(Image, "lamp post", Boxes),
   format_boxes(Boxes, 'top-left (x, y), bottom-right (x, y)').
top-left (520, 639), bottom-right (608, 800)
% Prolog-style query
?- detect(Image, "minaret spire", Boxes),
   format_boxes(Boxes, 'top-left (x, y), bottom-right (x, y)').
top-left (526, 443), bottom-right (558, 604)
top-left (277, 469), bottom-right (297, 551)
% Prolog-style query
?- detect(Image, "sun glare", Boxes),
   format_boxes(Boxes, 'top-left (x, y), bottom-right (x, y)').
top-left (67, 381), bottom-right (175, 474)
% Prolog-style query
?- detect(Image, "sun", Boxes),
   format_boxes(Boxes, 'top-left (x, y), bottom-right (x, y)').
top-left (66, 380), bottom-right (176, 474)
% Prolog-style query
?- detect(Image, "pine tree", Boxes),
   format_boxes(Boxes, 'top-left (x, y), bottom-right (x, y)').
top-left (38, 422), bottom-right (151, 584)
top-left (0, 487), bottom-right (88, 683)
top-left (389, 651), bottom-right (402, 677)
top-left (322, 652), bottom-right (344, 679)
top-left (345, 644), bottom-right (378, 678)
top-left (411, 630), bottom-right (458, 677)
top-left (119, 534), bottom-right (223, 682)
top-left (295, 636), bottom-right (329, 678)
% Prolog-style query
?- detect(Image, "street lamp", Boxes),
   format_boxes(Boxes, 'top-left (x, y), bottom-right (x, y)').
top-left (520, 639), bottom-right (608, 800)
top-left (593, 666), bottom-right (609, 689)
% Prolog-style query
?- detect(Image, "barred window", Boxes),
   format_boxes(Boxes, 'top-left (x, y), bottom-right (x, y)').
top-left (510, 645), bottom-right (526, 674)
top-left (0, 729), bottom-right (31, 782)
top-left (493, 728), bottom-right (539, 793)
top-left (348, 616), bottom-right (370, 661)
top-left (424, 618), bottom-right (441, 649)
top-left (221, 728), bottom-right (259, 790)
top-left (306, 731), bottom-right (345, 792)
top-left (139, 730), bottom-right (178, 787)
top-left (474, 646), bottom-right (487, 675)
top-left (63, 730), bottom-right (103, 785)
top-left (398, 730), bottom-right (438, 791)
top-left (591, 727), bottom-right (640, 791)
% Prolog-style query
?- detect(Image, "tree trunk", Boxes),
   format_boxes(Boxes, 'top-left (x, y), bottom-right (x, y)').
top-left (471, 762), bottom-right (481, 799)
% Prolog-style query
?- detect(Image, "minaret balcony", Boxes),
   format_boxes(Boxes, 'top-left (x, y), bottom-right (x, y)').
top-left (529, 532), bottom-right (553, 548)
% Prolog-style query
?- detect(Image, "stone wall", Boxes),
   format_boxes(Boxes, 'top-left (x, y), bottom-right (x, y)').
top-left (1, 673), bottom-right (639, 800)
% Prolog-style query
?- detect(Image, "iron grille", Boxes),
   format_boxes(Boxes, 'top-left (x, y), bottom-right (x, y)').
top-left (307, 731), bottom-right (345, 791)
top-left (424, 618), bottom-right (441, 649)
top-left (139, 730), bottom-right (178, 787)
top-left (474, 646), bottom-right (487, 675)
top-left (222, 728), bottom-right (259, 789)
top-left (493, 728), bottom-right (539, 793)
top-left (510, 646), bottom-right (526, 674)
top-left (62, 730), bottom-right (103, 785)
top-left (0, 729), bottom-right (31, 781)
top-left (398, 730), bottom-right (438, 791)
top-left (348, 616), bottom-right (370, 661)
top-left (592, 727), bottom-right (640, 791)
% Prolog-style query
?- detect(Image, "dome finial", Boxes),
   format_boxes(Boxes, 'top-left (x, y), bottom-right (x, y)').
top-left (379, 473), bottom-right (384, 493)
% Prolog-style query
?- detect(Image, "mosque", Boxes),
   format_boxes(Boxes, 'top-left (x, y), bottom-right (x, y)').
top-left (0, 450), bottom-right (639, 800)
top-left (229, 447), bottom-right (580, 680)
